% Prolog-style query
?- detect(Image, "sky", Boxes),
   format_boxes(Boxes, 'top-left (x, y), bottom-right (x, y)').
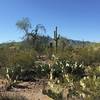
top-left (0, 0), bottom-right (100, 43)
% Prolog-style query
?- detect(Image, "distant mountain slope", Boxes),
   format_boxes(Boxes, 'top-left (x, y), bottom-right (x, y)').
top-left (0, 35), bottom-right (94, 48)
top-left (67, 39), bottom-right (91, 46)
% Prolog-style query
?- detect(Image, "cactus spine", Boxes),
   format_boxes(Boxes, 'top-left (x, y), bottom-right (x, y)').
top-left (54, 26), bottom-right (60, 53)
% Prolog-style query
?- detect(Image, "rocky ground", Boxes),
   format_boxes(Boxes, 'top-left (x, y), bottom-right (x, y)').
top-left (0, 79), bottom-right (53, 100)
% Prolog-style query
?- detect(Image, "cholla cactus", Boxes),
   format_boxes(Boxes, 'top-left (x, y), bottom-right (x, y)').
top-left (6, 67), bottom-right (11, 82)
top-left (51, 54), bottom-right (58, 61)
top-left (52, 54), bottom-right (56, 60)
top-left (80, 80), bottom-right (86, 90)
top-left (64, 74), bottom-right (70, 82)
top-left (50, 68), bottom-right (53, 80)
top-left (79, 93), bottom-right (86, 99)
top-left (48, 81), bottom-right (54, 88)
top-left (6, 67), bottom-right (18, 82)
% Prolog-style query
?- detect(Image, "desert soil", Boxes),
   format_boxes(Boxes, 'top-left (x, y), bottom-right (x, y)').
top-left (0, 79), bottom-right (53, 100)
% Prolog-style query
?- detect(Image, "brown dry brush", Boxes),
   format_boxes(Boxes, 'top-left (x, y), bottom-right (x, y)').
top-left (0, 93), bottom-right (27, 100)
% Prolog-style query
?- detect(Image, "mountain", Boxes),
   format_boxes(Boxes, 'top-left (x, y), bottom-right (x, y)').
top-left (0, 35), bottom-right (92, 48)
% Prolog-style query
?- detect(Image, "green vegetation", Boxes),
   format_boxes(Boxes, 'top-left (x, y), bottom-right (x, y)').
top-left (0, 17), bottom-right (100, 100)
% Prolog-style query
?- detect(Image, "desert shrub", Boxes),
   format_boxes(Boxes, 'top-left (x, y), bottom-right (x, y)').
top-left (71, 62), bottom-right (85, 80)
top-left (47, 66), bottom-right (100, 100)
top-left (19, 68), bottom-right (36, 81)
top-left (7, 63), bottom-right (51, 81)
top-left (7, 64), bottom-right (22, 81)
top-left (52, 63), bottom-right (63, 79)
top-left (12, 50), bottom-right (35, 69)
top-left (73, 47), bottom-right (100, 66)
top-left (0, 47), bottom-right (9, 68)
top-left (0, 67), bottom-right (6, 78)
top-left (57, 46), bottom-right (100, 66)
top-left (5, 48), bottom-right (36, 81)
top-left (34, 63), bottom-right (50, 78)
top-left (6, 64), bottom-right (36, 82)
top-left (45, 89), bottom-right (62, 100)
top-left (51, 59), bottom-right (85, 82)
top-left (79, 75), bottom-right (100, 99)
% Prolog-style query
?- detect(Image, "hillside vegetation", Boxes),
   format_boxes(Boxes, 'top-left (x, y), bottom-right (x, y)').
top-left (0, 18), bottom-right (100, 100)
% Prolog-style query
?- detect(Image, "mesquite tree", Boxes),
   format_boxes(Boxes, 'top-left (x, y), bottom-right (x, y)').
top-left (16, 17), bottom-right (46, 46)
top-left (54, 26), bottom-right (60, 53)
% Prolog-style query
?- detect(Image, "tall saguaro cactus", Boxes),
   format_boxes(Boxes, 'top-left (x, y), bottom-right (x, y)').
top-left (54, 26), bottom-right (60, 53)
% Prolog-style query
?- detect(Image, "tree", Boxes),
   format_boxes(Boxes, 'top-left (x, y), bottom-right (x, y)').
top-left (16, 17), bottom-right (31, 34)
top-left (16, 17), bottom-right (46, 46)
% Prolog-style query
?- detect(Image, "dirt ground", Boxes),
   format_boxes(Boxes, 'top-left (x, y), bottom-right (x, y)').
top-left (0, 79), bottom-right (53, 100)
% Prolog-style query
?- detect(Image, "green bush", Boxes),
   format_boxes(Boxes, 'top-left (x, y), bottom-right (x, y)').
top-left (7, 64), bottom-right (36, 82)
top-left (34, 63), bottom-right (50, 78)
top-left (6, 63), bottom-right (50, 81)
top-left (5, 49), bottom-right (36, 81)
top-left (51, 59), bottom-right (85, 82)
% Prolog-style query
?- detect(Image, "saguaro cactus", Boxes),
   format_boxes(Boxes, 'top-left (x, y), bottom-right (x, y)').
top-left (49, 41), bottom-right (53, 59)
top-left (54, 26), bottom-right (60, 53)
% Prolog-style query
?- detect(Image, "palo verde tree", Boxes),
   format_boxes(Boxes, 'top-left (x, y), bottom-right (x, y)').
top-left (16, 17), bottom-right (46, 46)
top-left (54, 26), bottom-right (60, 53)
